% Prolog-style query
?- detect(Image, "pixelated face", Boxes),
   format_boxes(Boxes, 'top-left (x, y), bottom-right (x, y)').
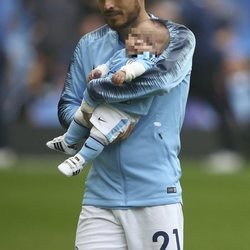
top-left (125, 28), bottom-right (156, 56)
top-left (97, 0), bottom-right (142, 30)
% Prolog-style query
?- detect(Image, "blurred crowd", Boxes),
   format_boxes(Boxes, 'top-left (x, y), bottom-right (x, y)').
top-left (0, 0), bottom-right (249, 167)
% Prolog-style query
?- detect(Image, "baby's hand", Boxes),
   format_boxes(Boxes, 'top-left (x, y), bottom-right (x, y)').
top-left (88, 69), bottom-right (102, 82)
top-left (112, 70), bottom-right (126, 85)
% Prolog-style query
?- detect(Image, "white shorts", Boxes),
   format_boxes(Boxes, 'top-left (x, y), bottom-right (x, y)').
top-left (75, 204), bottom-right (183, 250)
top-left (90, 104), bottom-right (139, 143)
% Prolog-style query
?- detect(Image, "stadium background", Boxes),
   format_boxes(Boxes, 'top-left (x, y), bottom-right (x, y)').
top-left (0, 0), bottom-right (249, 249)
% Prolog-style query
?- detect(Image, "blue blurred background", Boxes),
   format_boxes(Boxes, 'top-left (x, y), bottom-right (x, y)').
top-left (0, 0), bottom-right (249, 171)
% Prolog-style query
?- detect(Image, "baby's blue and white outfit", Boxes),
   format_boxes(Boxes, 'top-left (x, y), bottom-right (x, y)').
top-left (89, 49), bottom-right (157, 143)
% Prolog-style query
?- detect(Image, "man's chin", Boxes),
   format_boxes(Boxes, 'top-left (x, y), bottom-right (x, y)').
top-left (106, 19), bottom-right (129, 31)
top-left (108, 23), bottom-right (124, 31)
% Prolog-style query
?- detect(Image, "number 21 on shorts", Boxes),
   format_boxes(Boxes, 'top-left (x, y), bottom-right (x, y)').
top-left (152, 229), bottom-right (181, 250)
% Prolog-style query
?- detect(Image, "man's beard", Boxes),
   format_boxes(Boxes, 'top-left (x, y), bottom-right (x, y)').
top-left (106, 5), bottom-right (141, 31)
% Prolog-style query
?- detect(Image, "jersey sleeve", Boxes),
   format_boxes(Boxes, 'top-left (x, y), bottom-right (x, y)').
top-left (95, 64), bottom-right (110, 77)
top-left (84, 23), bottom-right (196, 105)
top-left (120, 53), bottom-right (156, 82)
top-left (120, 60), bottom-right (146, 82)
top-left (58, 38), bottom-right (89, 128)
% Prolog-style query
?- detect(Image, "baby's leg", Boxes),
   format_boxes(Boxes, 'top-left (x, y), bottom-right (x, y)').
top-left (57, 104), bottom-right (138, 177)
top-left (57, 127), bottom-right (108, 177)
top-left (77, 126), bottom-right (109, 163)
top-left (46, 107), bottom-right (90, 155)
top-left (64, 107), bottom-right (91, 145)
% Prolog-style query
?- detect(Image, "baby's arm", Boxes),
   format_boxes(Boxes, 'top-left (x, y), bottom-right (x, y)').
top-left (111, 70), bottom-right (126, 85)
top-left (88, 64), bottom-right (109, 82)
top-left (112, 60), bottom-right (147, 85)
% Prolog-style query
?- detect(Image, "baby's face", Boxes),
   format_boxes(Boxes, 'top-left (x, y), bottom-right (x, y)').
top-left (125, 28), bottom-right (156, 56)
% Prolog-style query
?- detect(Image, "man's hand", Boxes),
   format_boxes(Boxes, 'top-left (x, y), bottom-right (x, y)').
top-left (88, 69), bottom-right (102, 82)
top-left (111, 123), bottom-right (134, 143)
top-left (112, 70), bottom-right (126, 86)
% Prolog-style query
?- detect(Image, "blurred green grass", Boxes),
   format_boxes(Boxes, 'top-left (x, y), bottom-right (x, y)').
top-left (0, 156), bottom-right (249, 250)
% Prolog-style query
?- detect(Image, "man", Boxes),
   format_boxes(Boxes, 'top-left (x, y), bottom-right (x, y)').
top-left (58, 0), bottom-right (195, 249)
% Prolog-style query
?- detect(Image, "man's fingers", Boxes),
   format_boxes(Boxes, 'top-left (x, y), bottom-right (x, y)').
top-left (111, 124), bottom-right (134, 144)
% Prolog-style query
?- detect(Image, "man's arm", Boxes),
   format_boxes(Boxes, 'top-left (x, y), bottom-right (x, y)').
top-left (58, 38), bottom-right (89, 129)
top-left (84, 23), bottom-right (196, 106)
